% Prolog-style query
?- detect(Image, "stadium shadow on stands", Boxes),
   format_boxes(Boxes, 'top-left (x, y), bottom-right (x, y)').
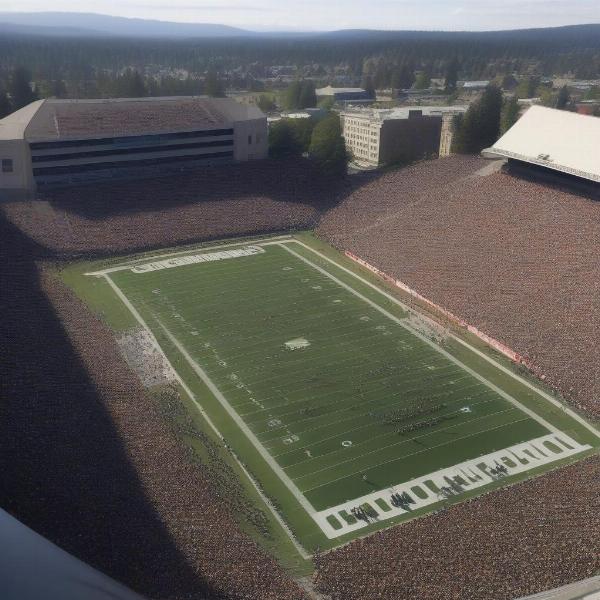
top-left (502, 160), bottom-right (600, 201)
top-left (38, 157), bottom-right (361, 219)
top-left (0, 214), bottom-right (217, 599)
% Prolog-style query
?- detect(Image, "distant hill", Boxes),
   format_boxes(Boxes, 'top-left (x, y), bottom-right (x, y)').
top-left (0, 13), bottom-right (598, 44)
top-left (0, 12), bottom-right (252, 38)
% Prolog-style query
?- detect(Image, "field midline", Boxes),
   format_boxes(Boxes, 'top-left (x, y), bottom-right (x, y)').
top-left (206, 323), bottom-right (431, 366)
top-left (238, 368), bottom-right (470, 422)
top-left (169, 308), bottom-right (413, 355)
top-left (184, 326), bottom-right (443, 378)
top-left (299, 416), bottom-right (534, 495)
top-left (279, 241), bottom-right (561, 437)
top-left (267, 395), bottom-right (501, 460)
top-left (287, 406), bottom-right (522, 480)
top-left (163, 315), bottom-right (413, 362)
top-left (257, 382), bottom-right (484, 445)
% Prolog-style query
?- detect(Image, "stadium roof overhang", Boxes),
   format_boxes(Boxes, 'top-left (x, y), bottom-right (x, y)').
top-left (483, 105), bottom-right (600, 184)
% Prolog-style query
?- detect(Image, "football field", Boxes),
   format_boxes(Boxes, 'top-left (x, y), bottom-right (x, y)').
top-left (83, 235), bottom-right (597, 549)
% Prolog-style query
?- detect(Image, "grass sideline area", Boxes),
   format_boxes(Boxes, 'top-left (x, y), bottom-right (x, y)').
top-left (60, 232), bottom-right (600, 561)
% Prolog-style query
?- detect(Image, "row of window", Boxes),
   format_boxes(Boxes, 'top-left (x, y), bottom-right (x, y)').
top-left (33, 150), bottom-right (233, 177)
top-left (31, 139), bottom-right (233, 164)
top-left (29, 128), bottom-right (235, 151)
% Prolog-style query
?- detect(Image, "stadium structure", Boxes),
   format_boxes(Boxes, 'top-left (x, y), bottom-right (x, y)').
top-left (0, 96), bottom-right (267, 194)
top-left (0, 101), bottom-right (599, 600)
top-left (484, 105), bottom-right (600, 192)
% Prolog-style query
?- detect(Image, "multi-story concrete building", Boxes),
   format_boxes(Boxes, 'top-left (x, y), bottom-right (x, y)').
top-left (0, 96), bottom-right (267, 195)
top-left (340, 106), bottom-right (467, 167)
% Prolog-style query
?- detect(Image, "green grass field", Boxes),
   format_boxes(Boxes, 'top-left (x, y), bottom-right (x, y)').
top-left (66, 233), bottom-right (599, 557)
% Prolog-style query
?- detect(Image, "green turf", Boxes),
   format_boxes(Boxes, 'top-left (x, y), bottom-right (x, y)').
top-left (111, 241), bottom-right (548, 507)
top-left (63, 233), bottom-right (600, 558)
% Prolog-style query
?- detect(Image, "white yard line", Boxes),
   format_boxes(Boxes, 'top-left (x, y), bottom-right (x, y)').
top-left (99, 236), bottom-right (598, 547)
top-left (284, 239), bottom-right (600, 441)
top-left (86, 235), bottom-right (293, 276)
top-left (279, 242), bottom-right (560, 436)
top-left (298, 416), bottom-right (529, 491)
top-left (102, 273), bottom-right (312, 560)
top-left (154, 319), bottom-right (317, 517)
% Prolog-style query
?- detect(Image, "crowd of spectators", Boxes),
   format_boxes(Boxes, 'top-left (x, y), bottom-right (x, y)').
top-left (2, 153), bottom-right (599, 600)
top-left (0, 215), bottom-right (308, 599)
top-left (314, 454), bottom-right (600, 600)
top-left (318, 156), bottom-right (600, 417)
top-left (1, 157), bottom-right (339, 257)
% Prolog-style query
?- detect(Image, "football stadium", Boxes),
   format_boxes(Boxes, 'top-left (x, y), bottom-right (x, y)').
top-left (1, 100), bottom-right (599, 600)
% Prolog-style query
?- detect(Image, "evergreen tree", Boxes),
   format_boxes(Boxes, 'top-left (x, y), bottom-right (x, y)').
top-left (453, 85), bottom-right (503, 153)
top-left (9, 66), bottom-right (37, 110)
top-left (308, 114), bottom-right (348, 176)
top-left (204, 69), bottom-right (226, 98)
top-left (500, 95), bottom-right (519, 134)
top-left (268, 120), bottom-right (302, 158)
top-left (297, 80), bottom-right (317, 109)
top-left (444, 59), bottom-right (460, 92)
top-left (515, 76), bottom-right (539, 99)
top-left (0, 90), bottom-right (11, 118)
top-left (257, 94), bottom-right (276, 112)
top-left (284, 80), bottom-right (302, 109)
top-left (361, 75), bottom-right (376, 99)
top-left (555, 85), bottom-right (570, 110)
top-left (413, 72), bottom-right (431, 90)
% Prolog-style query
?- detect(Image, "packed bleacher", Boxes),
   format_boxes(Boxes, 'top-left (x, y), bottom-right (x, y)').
top-left (1, 154), bottom-right (598, 600)
top-left (0, 211), bottom-right (308, 599)
top-left (318, 156), bottom-right (600, 418)
top-left (314, 454), bottom-right (600, 600)
top-left (1, 157), bottom-right (337, 257)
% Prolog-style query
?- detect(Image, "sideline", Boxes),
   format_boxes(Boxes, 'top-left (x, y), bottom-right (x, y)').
top-left (102, 273), bottom-right (312, 560)
top-left (279, 242), bottom-right (560, 435)
top-left (285, 239), bottom-right (600, 441)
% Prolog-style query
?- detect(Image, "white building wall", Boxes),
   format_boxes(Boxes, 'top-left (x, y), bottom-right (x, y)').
top-left (0, 139), bottom-right (35, 192)
top-left (341, 115), bottom-right (381, 166)
top-left (233, 117), bottom-right (268, 161)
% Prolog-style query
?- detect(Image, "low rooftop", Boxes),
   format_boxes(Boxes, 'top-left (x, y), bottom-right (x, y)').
top-left (0, 97), bottom-right (265, 142)
top-left (341, 105), bottom-right (468, 121)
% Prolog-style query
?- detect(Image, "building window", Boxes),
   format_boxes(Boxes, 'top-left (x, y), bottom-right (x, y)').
top-left (248, 135), bottom-right (252, 145)
top-left (2, 159), bottom-right (13, 173)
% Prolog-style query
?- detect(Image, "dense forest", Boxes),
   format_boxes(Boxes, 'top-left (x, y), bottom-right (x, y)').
top-left (0, 24), bottom-right (599, 99)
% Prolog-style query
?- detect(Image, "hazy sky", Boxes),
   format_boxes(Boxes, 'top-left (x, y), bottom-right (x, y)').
top-left (4, 0), bottom-right (600, 31)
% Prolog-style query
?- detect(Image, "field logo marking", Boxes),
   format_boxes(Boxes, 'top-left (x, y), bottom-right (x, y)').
top-left (131, 246), bottom-right (264, 273)
top-left (313, 432), bottom-right (591, 539)
top-left (99, 238), bottom-right (599, 546)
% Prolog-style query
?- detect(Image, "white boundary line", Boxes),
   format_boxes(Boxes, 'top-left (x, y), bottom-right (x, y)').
top-left (102, 273), bottom-right (312, 560)
top-left (284, 239), bottom-right (600, 441)
top-left (279, 242), bottom-right (560, 436)
top-left (96, 235), bottom-right (599, 550)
